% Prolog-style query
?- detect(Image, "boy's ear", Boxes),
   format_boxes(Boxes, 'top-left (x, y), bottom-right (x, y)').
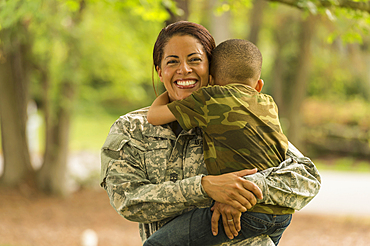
top-left (156, 66), bottom-right (164, 83)
top-left (209, 75), bottom-right (214, 85)
top-left (255, 79), bottom-right (264, 92)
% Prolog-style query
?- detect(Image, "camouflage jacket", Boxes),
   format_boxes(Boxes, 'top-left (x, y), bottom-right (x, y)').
top-left (100, 107), bottom-right (321, 245)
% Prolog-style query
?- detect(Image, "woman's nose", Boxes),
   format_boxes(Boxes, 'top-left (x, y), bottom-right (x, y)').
top-left (177, 62), bottom-right (192, 74)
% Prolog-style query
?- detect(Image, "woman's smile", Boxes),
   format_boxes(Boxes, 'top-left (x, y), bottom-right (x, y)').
top-left (175, 79), bottom-right (198, 87)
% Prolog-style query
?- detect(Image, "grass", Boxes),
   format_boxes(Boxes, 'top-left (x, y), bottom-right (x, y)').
top-left (69, 113), bottom-right (119, 151)
top-left (314, 157), bottom-right (370, 173)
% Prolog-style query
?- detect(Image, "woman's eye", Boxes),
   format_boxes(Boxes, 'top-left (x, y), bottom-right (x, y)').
top-left (190, 57), bottom-right (201, 62)
top-left (167, 60), bottom-right (178, 65)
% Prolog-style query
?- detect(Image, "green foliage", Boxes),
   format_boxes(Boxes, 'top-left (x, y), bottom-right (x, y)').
top-left (315, 157), bottom-right (370, 173)
top-left (3, 0), bottom-right (168, 115)
top-left (303, 98), bottom-right (370, 158)
top-left (77, 1), bottom-right (163, 110)
top-left (69, 112), bottom-right (118, 150)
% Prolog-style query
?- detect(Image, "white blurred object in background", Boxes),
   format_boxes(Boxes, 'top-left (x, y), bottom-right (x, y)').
top-left (81, 229), bottom-right (98, 246)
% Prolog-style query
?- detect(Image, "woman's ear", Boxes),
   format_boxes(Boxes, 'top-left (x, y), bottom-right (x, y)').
top-left (209, 75), bottom-right (214, 86)
top-left (156, 66), bottom-right (163, 83)
top-left (254, 79), bottom-right (264, 92)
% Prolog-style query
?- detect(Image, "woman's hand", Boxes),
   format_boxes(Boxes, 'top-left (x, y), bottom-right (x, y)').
top-left (201, 169), bottom-right (263, 212)
top-left (210, 202), bottom-right (242, 239)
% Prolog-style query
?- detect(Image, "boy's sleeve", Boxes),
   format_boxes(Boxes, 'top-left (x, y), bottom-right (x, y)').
top-left (167, 87), bottom-right (211, 131)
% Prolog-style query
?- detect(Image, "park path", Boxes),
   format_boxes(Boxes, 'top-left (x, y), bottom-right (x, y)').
top-left (300, 171), bottom-right (370, 217)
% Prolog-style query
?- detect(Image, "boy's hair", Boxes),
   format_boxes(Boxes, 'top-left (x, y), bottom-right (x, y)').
top-left (210, 39), bottom-right (262, 85)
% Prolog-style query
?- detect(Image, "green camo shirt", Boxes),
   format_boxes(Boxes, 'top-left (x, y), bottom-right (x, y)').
top-left (100, 107), bottom-right (321, 244)
top-left (167, 84), bottom-right (288, 174)
top-left (168, 84), bottom-right (290, 214)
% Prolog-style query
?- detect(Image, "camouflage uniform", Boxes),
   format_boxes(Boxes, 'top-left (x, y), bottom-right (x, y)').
top-left (100, 107), bottom-right (321, 245)
top-left (168, 84), bottom-right (290, 215)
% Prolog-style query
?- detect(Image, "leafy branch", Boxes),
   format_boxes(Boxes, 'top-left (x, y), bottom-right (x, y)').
top-left (267, 0), bottom-right (370, 13)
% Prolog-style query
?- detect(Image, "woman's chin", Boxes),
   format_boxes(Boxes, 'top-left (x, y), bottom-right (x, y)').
top-left (175, 92), bottom-right (193, 101)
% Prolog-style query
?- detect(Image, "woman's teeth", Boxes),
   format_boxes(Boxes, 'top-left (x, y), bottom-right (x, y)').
top-left (176, 80), bottom-right (196, 86)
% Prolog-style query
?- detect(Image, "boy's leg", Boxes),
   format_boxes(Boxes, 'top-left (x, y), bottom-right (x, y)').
top-left (144, 207), bottom-right (245, 246)
top-left (239, 212), bottom-right (292, 245)
top-left (264, 214), bottom-right (292, 245)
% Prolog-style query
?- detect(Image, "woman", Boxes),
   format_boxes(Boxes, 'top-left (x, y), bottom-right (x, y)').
top-left (100, 21), bottom-right (321, 245)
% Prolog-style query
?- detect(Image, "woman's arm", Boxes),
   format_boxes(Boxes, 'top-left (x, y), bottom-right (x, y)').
top-left (242, 142), bottom-right (321, 210)
top-left (147, 91), bottom-right (176, 125)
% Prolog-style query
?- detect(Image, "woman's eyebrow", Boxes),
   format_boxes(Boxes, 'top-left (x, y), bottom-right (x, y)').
top-left (165, 55), bottom-right (178, 59)
top-left (188, 52), bottom-right (201, 57)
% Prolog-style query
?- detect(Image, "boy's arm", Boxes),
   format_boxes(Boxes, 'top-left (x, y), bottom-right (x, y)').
top-left (147, 91), bottom-right (177, 125)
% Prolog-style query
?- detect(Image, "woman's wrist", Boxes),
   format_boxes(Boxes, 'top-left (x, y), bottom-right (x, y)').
top-left (199, 174), bottom-right (210, 197)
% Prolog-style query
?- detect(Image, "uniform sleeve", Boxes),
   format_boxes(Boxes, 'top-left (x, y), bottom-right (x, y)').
top-left (100, 122), bottom-right (211, 224)
top-left (243, 142), bottom-right (321, 211)
top-left (167, 87), bottom-right (211, 131)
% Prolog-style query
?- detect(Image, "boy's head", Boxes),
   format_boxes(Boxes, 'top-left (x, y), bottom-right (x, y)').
top-left (209, 39), bottom-right (263, 91)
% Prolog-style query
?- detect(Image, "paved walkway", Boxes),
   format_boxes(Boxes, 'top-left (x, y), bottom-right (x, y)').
top-left (300, 171), bottom-right (370, 217)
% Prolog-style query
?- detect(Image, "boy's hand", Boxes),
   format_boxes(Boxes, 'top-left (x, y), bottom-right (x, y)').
top-left (210, 202), bottom-right (242, 239)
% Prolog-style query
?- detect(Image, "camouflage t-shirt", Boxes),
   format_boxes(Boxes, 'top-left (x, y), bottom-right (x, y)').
top-left (168, 84), bottom-right (291, 214)
top-left (168, 83), bottom-right (288, 175)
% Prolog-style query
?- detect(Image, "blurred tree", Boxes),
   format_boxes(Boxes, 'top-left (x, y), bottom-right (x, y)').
top-left (0, 16), bottom-right (33, 186)
top-left (165, 0), bottom-right (190, 25)
top-left (0, 0), bottom-right (167, 195)
top-left (35, 0), bottom-right (86, 196)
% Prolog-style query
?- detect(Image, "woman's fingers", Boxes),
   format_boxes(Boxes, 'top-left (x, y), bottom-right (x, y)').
top-left (211, 207), bottom-right (220, 236)
top-left (201, 169), bottom-right (263, 210)
top-left (233, 213), bottom-right (241, 232)
top-left (241, 179), bottom-right (263, 200)
top-left (212, 202), bottom-right (242, 239)
top-left (222, 213), bottom-right (235, 239)
top-left (234, 168), bottom-right (258, 177)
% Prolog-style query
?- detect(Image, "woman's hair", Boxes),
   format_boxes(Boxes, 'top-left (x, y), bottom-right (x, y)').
top-left (152, 21), bottom-right (215, 96)
top-left (153, 21), bottom-right (215, 70)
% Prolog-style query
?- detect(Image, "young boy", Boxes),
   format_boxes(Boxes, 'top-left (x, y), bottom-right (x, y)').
top-left (146, 39), bottom-right (292, 245)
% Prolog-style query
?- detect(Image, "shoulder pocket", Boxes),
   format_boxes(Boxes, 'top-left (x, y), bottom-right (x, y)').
top-left (102, 134), bottom-right (130, 151)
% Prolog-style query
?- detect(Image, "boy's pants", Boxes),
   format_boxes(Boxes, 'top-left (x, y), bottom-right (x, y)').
top-left (143, 206), bottom-right (292, 246)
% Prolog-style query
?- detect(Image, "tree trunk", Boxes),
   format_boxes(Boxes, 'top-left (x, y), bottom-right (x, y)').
top-left (0, 26), bottom-right (34, 186)
top-left (37, 80), bottom-right (74, 196)
top-left (165, 0), bottom-right (189, 25)
top-left (208, 0), bottom-right (231, 44)
top-left (286, 15), bottom-right (316, 150)
top-left (36, 1), bottom-right (84, 196)
top-left (270, 34), bottom-right (287, 116)
top-left (248, 0), bottom-right (267, 45)
top-left (270, 16), bottom-right (293, 119)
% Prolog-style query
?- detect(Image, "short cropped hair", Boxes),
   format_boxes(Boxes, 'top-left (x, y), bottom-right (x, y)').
top-left (210, 39), bottom-right (262, 85)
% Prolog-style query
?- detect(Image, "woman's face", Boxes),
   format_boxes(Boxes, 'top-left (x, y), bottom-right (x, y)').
top-left (157, 35), bottom-right (210, 101)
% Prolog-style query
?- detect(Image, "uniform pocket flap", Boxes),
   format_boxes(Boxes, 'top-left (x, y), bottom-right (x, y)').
top-left (102, 134), bottom-right (129, 151)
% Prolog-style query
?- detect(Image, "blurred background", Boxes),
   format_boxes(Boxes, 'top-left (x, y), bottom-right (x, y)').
top-left (0, 0), bottom-right (369, 245)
